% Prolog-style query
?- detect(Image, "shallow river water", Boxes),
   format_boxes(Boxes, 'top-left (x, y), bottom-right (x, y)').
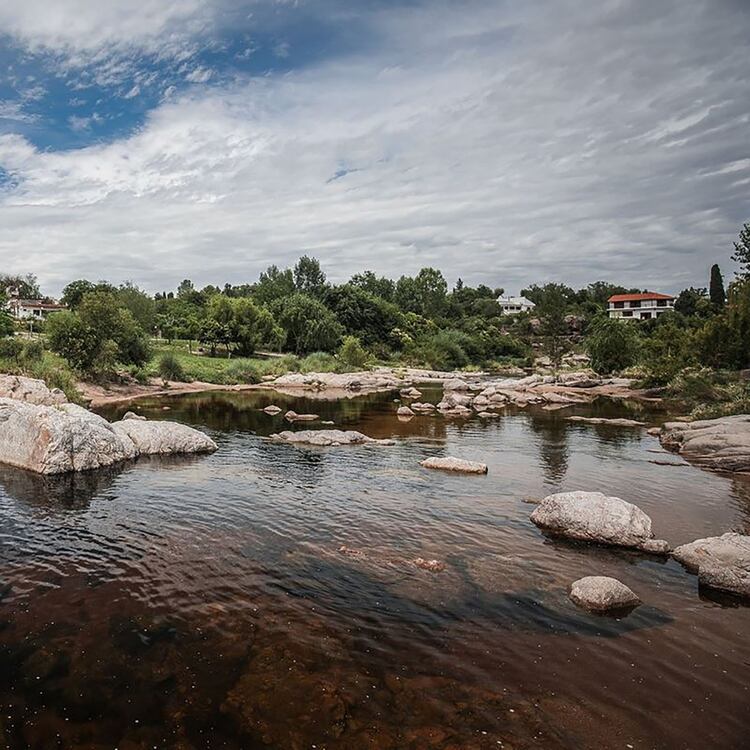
top-left (1, 387), bottom-right (749, 749)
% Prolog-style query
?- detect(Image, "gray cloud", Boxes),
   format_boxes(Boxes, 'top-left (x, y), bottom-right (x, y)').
top-left (0, 0), bottom-right (748, 296)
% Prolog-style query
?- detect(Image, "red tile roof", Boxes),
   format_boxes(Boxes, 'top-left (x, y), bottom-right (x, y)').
top-left (608, 292), bottom-right (674, 303)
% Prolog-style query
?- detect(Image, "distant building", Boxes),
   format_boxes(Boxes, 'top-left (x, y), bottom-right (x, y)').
top-left (497, 294), bottom-right (536, 315)
top-left (607, 292), bottom-right (674, 321)
top-left (6, 298), bottom-right (66, 320)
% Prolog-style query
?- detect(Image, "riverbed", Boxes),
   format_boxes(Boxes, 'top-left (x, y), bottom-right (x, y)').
top-left (1, 387), bottom-right (749, 748)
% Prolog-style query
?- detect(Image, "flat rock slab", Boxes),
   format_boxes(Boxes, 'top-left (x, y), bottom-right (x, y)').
top-left (284, 410), bottom-right (319, 422)
top-left (269, 430), bottom-right (395, 447)
top-left (530, 491), bottom-right (669, 553)
top-left (420, 457), bottom-right (488, 474)
top-left (569, 576), bottom-right (640, 612)
top-left (567, 416), bottom-right (645, 427)
top-left (660, 415), bottom-right (750, 473)
top-left (672, 532), bottom-right (750, 598)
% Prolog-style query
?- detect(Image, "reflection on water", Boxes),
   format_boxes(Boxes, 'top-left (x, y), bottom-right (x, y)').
top-left (1, 387), bottom-right (750, 749)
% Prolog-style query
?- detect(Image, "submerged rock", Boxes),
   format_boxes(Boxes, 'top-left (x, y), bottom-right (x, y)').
top-left (567, 416), bottom-right (645, 427)
top-left (530, 491), bottom-right (669, 553)
top-left (660, 415), bottom-right (750, 473)
top-left (420, 456), bottom-right (488, 474)
top-left (263, 405), bottom-right (282, 415)
top-left (413, 558), bottom-right (446, 572)
top-left (0, 398), bottom-right (216, 474)
top-left (284, 410), bottom-right (319, 422)
top-left (672, 532), bottom-right (750, 598)
top-left (0, 374), bottom-right (67, 406)
top-left (569, 576), bottom-right (640, 612)
top-left (397, 405), bottom-right (415, 417)
top-left (269, 430), bottom-right (395, 447)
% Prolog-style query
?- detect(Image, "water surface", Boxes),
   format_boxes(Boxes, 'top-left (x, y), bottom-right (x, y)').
top-left (1, 388), bottom-right (749, 749)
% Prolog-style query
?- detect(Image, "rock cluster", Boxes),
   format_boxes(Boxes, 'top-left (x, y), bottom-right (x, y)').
top-left (660, 415), bottom-right (750, 473)
top-left (0, 397), bottom-right (217, 475)
top-left (269, 430), bottom-right (395, 447)
top-left (569, 576), bottom-right (640, 612)
top-left (530, 491), bottom-right (670, 553)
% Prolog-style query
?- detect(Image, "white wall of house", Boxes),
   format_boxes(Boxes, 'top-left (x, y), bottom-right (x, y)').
top-left (497, 296), bottom-right (536, 315)
top-left (608, 299), bottom-right (674, 320)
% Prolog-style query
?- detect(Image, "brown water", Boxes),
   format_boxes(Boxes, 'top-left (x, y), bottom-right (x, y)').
top-left (1, 387), bottom-right (749, 749)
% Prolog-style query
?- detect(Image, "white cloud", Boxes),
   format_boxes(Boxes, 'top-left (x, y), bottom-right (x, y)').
top-left (0, 0), bottom-right (748, 296)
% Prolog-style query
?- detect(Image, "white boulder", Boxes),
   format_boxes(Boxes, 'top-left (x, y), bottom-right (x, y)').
top-left (530, 491), bottom-right (669, 553)
top-left (672, 532), bottom-right (750, 598)
top-left (112, 419), bottom-right (217, 457)
top-left (569, 576), bottom-right (640, 612)
top-left (0, 374), bottom-right (67, 406)
top-left (397, 405), bottom-right (415, 417)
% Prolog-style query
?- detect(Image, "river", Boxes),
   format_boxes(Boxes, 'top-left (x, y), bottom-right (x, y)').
top-left (1, 387), bottom-right (749, 748)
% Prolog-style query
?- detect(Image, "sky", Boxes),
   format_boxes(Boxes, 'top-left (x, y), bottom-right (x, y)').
top-left (0, 0), bottom-right (748, 297)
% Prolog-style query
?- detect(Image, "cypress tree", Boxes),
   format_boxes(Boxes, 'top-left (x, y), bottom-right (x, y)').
top-left (709, 264), bottom-right (726, 307)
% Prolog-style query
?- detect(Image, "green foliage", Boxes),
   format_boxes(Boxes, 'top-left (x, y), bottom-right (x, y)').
top-left (586, 316), bottom-right (641, 374)
top-left (293, 255), bottom-right (327, 297)
top-left (46, 291), bottom-right (152, 380)
top-left (323, 285), bottom-right (401, 346)
top-left (709, 264), bottom-right (726, 308)
top-left (272, 293), bottom-right (343, 355)
top-left (640, 321), bottom-right (697, 386)
top-left (222, 359), bottom-right (262, 384)
top-left (158, 351), bottom-right (187, 382)
top-left (407, 329), bottom-right (471, 371)
top-left (732, 221), bottom-right (750, 278)
top-left (0, 273), bottom-right (40, 299)
top-left (536, 284), bottom-right (570, 373)
top-left (674, 287), bottom-right (713, 318)
top-left (0, 310), bottom-right (14, 338)
top-left (349, 271), bottom-right (395, 301)
top-left (20, 339), bottom-right (45, 366)
top-left (298, 352), bottom-right (342, 373)
top-left (118, 282), bottom-right (156, 332)
top-left (0, 336), bottom-right (23, 362)
top-left (338, 336), bottom-right (369, 369)
top-left (395, 268), bottom-right (448, 318)
top-left (254, 265), bottom-right (295, 305)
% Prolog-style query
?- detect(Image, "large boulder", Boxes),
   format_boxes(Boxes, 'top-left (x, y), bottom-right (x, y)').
top-left (0, 398), bottom-right (216, 475)
top-left (569, 576), bottom-right (640, 612)
top-left (660, 415), bottom-right (750, 473)
top-left (112, 419), bottom-right (218, 457)
top-left (530, 491), bottom-right (669, 553)
top-left (0, 374), bottom-right (67, 406)
top-left (672, 532), bottom-right (750, 598)
top-left (0, 398), bottom-right (135, 474)
top-left (269, 430), bottom-right (395, 446)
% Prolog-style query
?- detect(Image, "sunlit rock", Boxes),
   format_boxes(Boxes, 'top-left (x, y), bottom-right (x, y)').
top-left (270, 430), bottom-right (395, 446)
top-left (112, 419), bottom-right (218, 457)
top-left (0, 374), bottom-right (67, 406)
top-left (530, 491), bottom-right (669, 553)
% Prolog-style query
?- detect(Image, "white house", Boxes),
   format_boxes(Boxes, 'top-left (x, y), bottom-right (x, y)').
top-left (6, 298), bottom-right (66, 320)
top-left (497, 295), bottom-right (536, 315)
top-left (607, 292), bottom-right (674, 321)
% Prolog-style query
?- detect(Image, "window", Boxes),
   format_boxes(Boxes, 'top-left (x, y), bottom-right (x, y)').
top-left (657, 299), bottom-right (667, 307)
top-left (623, 310), bottom-right (633, 317)
top-left (641, 312), bottom-right (652, 320)
top-left (614, 301), bottom-right (624, 309)
top-left (630, 300), bottom-right (641, 308)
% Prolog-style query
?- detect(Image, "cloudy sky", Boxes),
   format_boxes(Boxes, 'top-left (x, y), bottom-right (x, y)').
top-left (0, 0), bottom-right (748, 297)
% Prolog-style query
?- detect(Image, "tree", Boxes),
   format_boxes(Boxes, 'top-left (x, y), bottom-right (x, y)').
top-left (323, 284), bottom-right (401, 345)
top-left (641, 321), bottom-right (696, 386)
top-left (414, 268), bottom-right (448, 317)
top-left (254, 265), bottom-right (296, 305)
top-left (61, 279), bottom-right (96, 308)
top-left (349, 271), bottom-right (395, 301)
top-left (338, 336), bottom-right (369, 369)
top-left (0, 273), bottom-right (40, 299)
top-left (536, 284), bottom-right (570, 375)
top-left (709, 264), bottom-right (726, 308)
top-left (118, 282), bottom-right (156, 332)
top-left (674, 287), bottom-right (711, 318)
top-left (47, 291), bottom-right (151, 379)
top-left (585, 316), bottom-right (640, 374)
top-left (272, 293), bottom-right (343, 355)
top-left (293, 256), bottom-right (327, 297)
top-left (732, 222), bottom-right (750, 278)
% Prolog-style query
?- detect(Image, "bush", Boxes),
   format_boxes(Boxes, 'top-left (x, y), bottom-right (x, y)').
top-left (299, 352), bottom-right (341, 373)
top-left (20, 339), bottom-right (45, 366)
top-left (586, 316), bottom-right (641, 374)
top-left (222, 359), bottom-right (261, 384)
top-left (158, 352), bottom-right (187, 382)
top-left (407, 330), bottom-right (470, 371)
top-left (338, 336), bottom-right (369, 369)
top-left (640, 322), bottom-right (697, 386)
top-left (0, 336), bottom-right (23, 362)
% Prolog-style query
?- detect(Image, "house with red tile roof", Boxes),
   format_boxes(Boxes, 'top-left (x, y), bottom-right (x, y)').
top-left (607, 292), bottom-right (674, 321)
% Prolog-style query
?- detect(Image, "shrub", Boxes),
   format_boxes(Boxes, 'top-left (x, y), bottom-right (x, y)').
top-left (222, 359), bottom-right (261, 384)
top-left (158, 352), bottom-right (187, 382)
top-left (0, 336), bottom-right (23, 362)
top-left (338, 336), bottom-right (369, 369)
top-left (299, 352), bottom-right (341, 373)
top-left (20, 339), bottom-right (45, 365)
top-left (408, 330), bottom-right (470, 371)
top-left (586, 316), bottom-right (641, 374)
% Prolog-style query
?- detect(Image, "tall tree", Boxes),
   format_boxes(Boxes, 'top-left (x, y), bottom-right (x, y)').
top-left (732, 222), bottom-right (750, 278)
top-left (709, 264), bottom-right (726, 307)
top-left (293, 256), bottom-right (327, 297)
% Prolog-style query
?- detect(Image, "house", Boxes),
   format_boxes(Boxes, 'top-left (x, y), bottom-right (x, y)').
top-left (6, 298), bottom-right (67, 320)
top-left (607, 292), bottom-right (674, 321)
top-left (497, 294), bottom-right (536, 315)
